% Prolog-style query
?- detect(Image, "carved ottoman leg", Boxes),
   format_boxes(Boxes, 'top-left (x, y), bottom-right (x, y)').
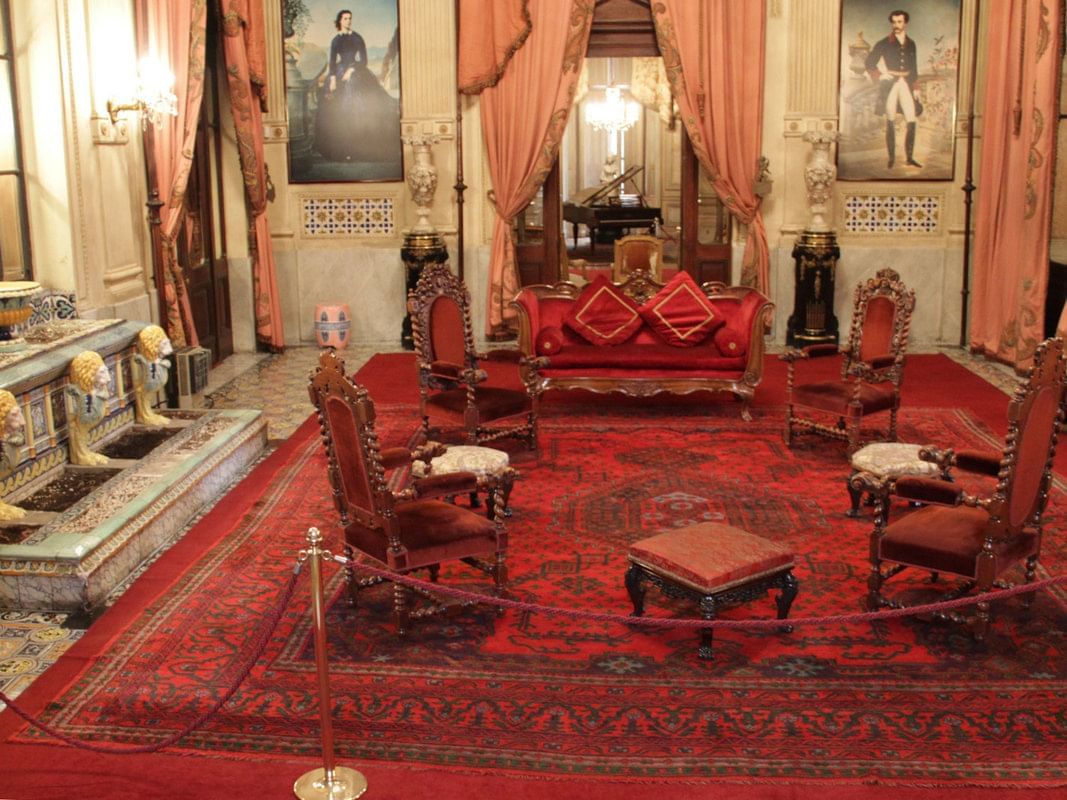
top-left (698, 595), bottom-right (717, 660)
top-left (775, 571), bottom-right (798, 633)
top-left (624, 564), bottom-right (647, 616)
top-left (846, 471), bottom-right (864, 517)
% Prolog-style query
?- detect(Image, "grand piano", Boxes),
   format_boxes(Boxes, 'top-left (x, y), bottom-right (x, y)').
top-left (563, 165), bottom-right (661, 254)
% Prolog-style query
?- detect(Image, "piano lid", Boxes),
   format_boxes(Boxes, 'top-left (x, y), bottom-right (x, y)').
top-left (569, 165), bottom-right (645, 206)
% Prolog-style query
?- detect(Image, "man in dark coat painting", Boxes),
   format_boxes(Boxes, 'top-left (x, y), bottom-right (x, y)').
top-left (865, 9), bottom-right (922, 169)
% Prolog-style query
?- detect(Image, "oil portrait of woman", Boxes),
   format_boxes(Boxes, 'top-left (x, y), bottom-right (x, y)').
top-left (283, 0), bottom-right (402, 182)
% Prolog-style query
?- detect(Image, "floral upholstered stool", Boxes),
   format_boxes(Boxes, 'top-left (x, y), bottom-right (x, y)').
top-left (625, 522), bottom-right (798, 659)
top-left (847, 442), bottom-right (947, 517)
top-left (421, 445), bottom-right (515, 519)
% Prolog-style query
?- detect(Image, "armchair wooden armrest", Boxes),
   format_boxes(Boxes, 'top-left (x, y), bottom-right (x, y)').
top-left (380, 447), bottom-right (414, 470)
top-left (892, 476), bottom-right (965, 506)
top-left (480, 348), bottom-right (523, 363)
top-left (919, 446), bottom-right (1001, 477)
top-left (410, 470), bottom-right (481, 498)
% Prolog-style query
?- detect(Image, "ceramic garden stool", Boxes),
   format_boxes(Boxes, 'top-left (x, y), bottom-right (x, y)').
top-left (625, 521), bottom-right (798, 659)
top-left (423, 445), bottom-right (515, 519)
top-left (314, 303), bottom-right (352, 349)
top-left (846, 442), bottom-right (947, 517)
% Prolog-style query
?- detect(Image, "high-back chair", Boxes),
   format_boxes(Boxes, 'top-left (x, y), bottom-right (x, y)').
top-left (308, 349), bottom-right (509, 636)
top-left (409, 262), bottom-right (540, 450)
top-left (782, 268), bottom-right (916, 455)
top-left (865, 336), bottom-right (1066, 640)
top-left (612, 234), bottom-right (664, 282)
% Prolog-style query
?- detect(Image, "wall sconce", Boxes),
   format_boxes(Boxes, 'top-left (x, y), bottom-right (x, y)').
top-left (107, 58), bottom-right (178, 129)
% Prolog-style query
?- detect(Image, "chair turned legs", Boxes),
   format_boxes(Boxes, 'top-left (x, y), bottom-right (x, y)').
top-left (393, 583), bottom-right (411, 637)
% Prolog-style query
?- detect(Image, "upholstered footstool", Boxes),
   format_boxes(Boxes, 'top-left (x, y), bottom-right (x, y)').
top-left (422, 445), bottom-right (515, 519)
top-left (847, 442), bottom-right (947, 517)
top-left (625, 522), bottom-right (799, 659)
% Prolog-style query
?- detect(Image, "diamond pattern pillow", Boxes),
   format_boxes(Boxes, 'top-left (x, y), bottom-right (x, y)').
top-left (563, 275), bottom-right (643, 346)
top-left (639, 271), bottom-right (724, 347)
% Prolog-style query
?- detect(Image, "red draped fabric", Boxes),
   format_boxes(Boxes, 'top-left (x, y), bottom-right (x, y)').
top-left (971, 0), bottom-right (1062, 366)
top-left (138, 0), bottom-right (205, 347)
top-left (651, 1), bottom-right (769, 293)
top-left (218, 0), bottom-right (285, 350)
top-left (477, 0), bottom-right (594, 337)
top-left (457, 0), bottom-right (531, 94)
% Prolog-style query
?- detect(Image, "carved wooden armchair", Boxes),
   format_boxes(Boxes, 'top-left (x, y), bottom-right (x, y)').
top-left (782, 268), bottom-right (916, 455)
top-left (862, 337), bottom-right (1066, 640)
top-left (409, 262), bottom-right (541, 450)
top-left (309, 349), bottom-right (511, 636)
top-left (612, 234), bottom-right (664, 282)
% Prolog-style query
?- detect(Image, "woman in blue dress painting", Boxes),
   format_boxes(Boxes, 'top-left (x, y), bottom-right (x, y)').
top-left (314, 9), bottom-right (400, 164)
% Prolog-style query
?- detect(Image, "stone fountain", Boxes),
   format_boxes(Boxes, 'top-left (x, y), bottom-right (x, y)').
top-left (0, 307), bottom-right (266, 611)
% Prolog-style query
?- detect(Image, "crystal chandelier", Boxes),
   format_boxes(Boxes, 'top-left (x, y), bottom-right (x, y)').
top-left (586, 86), bottom-right (640, 134)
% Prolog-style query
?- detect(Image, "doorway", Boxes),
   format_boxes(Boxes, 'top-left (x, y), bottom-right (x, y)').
top-left (177, 12), bottom-right (233, 365)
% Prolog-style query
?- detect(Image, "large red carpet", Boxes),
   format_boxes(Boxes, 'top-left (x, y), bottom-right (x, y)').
top-left (1, 353), bottom-right (1064, 799)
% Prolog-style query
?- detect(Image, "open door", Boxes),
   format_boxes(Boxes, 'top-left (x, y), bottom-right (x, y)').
top-left (177, 13), bottom-right (233, 364)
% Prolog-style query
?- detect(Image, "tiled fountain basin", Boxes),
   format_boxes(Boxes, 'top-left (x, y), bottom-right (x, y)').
top-left (0, 408), bottom-right (266, 611)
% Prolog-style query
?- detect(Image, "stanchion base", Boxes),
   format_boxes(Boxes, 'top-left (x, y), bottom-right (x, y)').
top-left (294, 766), bottom-right (368, 800)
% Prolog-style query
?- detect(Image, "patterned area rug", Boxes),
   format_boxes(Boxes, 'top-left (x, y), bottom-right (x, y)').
top-left (7, 401), bottom-right (1065, 791)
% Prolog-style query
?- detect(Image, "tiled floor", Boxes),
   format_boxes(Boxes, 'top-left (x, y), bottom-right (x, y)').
top-left (0, 342), bottom-right (1015, 706)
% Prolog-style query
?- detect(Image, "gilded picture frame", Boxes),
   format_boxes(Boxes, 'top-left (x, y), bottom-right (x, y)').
top-left (837, 1), bottom-right (961, 181)
top-left (282, 0), bottom-right (402, 183)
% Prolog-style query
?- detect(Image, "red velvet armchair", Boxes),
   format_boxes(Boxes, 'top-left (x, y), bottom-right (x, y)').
top-left (863, 337), bottom-right (1066, 640)
top-left (409, 263), bottom-right (542, 450)
top-left (309, 349), bottom-right (511, 636)
top-left (782, 268), bottom-right (916, 455)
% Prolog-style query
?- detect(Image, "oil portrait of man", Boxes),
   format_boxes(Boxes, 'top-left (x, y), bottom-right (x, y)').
top-left (838, 1), bottom-right (961, 181)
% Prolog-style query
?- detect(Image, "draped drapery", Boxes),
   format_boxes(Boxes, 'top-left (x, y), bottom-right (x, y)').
top-left (458, 0), bottom-right (531, 94)
top-left (475, 0), bottom-right (594, 336)
top-left (219, 0), bottom-right (285, 350)
top-left (138, 0), bottom-right (206, 348)
top-left (971, 0), bottom-right (1062, 367)
top-left (651, 0), bottom-right (769, 293)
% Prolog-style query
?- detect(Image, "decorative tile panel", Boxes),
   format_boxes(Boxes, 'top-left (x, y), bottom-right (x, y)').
top-left (27, 292), bottom-right (77, 327)
top-left (301, 197), bottom-right (396, 237)
top-left (843, 194), bottom-right (942, 234)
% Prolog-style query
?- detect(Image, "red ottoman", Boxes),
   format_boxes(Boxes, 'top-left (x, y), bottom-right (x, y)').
top-left (625, 522), bottom-right (799, 659)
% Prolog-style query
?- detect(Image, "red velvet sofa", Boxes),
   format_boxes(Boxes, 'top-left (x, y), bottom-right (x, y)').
top-left (511, 271), bottom-right (774, 419)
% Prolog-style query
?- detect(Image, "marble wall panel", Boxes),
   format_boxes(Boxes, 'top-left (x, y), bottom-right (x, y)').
top-left (296, 248), bottom-right (407, 347)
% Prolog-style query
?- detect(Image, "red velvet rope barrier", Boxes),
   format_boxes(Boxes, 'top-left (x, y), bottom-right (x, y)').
top-left (336, 555), bottom-right (1067, 630)
top-left (0, 566), bottom-right (302, 755)
top-left (3, 551), bottom-right (1064, 755)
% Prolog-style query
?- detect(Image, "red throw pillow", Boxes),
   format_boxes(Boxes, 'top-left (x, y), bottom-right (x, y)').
top-left (638, 271), bottom-right (725, 347)
top-left (564, 275), bottom-right (643, 346)
top-left (713, 325), bottom-right (746, 357)
top-left (535, 325), bottom-right (564, 356)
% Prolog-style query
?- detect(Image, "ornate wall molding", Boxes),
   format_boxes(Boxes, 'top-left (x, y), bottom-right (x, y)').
top-left (786, 0), bottom-right (839, 114)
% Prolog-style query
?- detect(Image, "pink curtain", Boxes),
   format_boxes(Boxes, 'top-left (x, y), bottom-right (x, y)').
top-left (971, 0), bottom-right (1062, 366)
top-left (478, 0), bottom-right (594, 336)
top-left (651, 1), bottom-right (769, 292)
top-left (458, 0), bottom-right (531, 94)
top-left (219, 0), bottom-right (285, 350)
top-left (139, 0), bottom-right (206, 348)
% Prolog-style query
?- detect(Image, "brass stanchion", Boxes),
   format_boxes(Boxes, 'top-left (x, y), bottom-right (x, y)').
top-left (294, 528), bottom-right (367, 800)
